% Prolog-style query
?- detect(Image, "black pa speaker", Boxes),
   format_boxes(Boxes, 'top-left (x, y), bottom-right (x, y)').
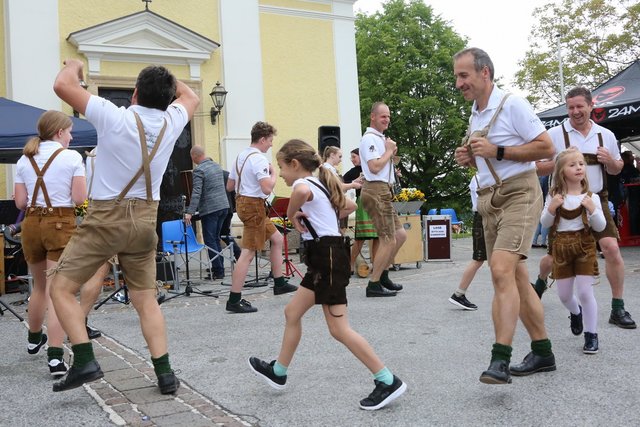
top-left (318, 126), bottom-right (340, 154)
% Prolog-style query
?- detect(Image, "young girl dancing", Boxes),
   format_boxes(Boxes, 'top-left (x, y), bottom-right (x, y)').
top-left (248, 139), bottom-right (406, 410)
top-left (540, 147), bottom-right (606, 354)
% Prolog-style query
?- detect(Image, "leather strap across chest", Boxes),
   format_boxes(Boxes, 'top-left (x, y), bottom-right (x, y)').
top-left (27, 147), bottom-right (65, 209)
top-left (116, 112), bottom-right (167, 202)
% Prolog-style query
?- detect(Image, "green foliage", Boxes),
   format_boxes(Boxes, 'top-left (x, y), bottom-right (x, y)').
top-left (515, 0), bottom-right (640, 108)
top-left (355, 0), bottom-right (471, 213)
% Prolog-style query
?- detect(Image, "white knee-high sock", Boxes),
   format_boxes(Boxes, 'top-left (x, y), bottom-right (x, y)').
top-left (555, 278), bottom-right (580, 314)
top-left (575, 275), bottom-right (598, 333)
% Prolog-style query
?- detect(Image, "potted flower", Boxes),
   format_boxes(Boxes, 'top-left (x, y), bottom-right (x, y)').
top-left (392, 188), bottom-right (425, 215)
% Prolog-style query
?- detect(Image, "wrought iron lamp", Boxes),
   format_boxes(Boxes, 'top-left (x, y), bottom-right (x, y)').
top-left (209, 81), bottom-right (227, 125)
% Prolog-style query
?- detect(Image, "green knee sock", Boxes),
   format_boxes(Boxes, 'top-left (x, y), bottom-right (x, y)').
top-left (612, 298), bottom-right (625, 310)
top-left (531, 339), bottom-right (553, 357)
top-left (490, 343), bottom-right (512, 363)
top-left (47, 346), bottom-right (64, 362)
top-left (28, 329), bottom-right (43, 344)
top-left (152, 353), bottom-right (172, 376)
top-left (367, 280), bottom-right (381, 289)
top-left (380, 270), bottom-right (391, 285)
top-left (229, 292), bottom-right (241, 304)
top-left (374, 367), bottom-right (394, 386)
top-left (71, 343), bottom-right (95, 368)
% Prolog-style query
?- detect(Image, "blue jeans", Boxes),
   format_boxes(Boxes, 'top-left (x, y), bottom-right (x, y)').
top-left (200, 208), bottom-right (228, 275)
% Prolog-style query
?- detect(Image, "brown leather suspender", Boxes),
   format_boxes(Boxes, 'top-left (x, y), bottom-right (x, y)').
top-left (27, 147), bottom-right (65, 209)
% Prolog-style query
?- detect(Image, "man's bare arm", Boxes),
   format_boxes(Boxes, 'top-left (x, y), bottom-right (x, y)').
top-left (53, 59), bottom-right (91, 115)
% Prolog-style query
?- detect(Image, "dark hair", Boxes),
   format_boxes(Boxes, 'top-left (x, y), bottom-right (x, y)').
top-left (454, 47), bottom-right (495, 81)
top-left (350, 148), bottom-right (359, 156)
top-left (251, 121), bottom-right (277, 143)
top-left (135, 65), bottom-right (177, 110)
top-left (24, 110), bottom-right (73, 156)
top-left (276, 139), bottom-right (346, 211)
top-left (565, 86), bottom-right (592, 104)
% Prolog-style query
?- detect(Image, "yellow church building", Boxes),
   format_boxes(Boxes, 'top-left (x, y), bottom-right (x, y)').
top-left (0, 0), bottom-right (361, 201)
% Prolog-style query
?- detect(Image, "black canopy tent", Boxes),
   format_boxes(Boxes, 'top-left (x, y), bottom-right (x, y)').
top-left (537, 60), bottom-right (640, 143)
top-left (0, 97), bottom-right (97, 163)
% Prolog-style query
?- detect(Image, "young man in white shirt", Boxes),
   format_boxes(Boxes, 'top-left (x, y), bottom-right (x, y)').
top-left (225, 122), bottom-right (297, 313)
top-left (49, 59), bottom-right (199, 394)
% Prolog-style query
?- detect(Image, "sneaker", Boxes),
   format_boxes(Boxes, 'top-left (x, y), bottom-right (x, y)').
top-left (583, 332), bottom-right (599, 354)
top-left (48, 359), bottom-right (68, 378)
top-left (448, 293), bottom-right (478, 310)
top-left (274, 281), bottom-right (298, 295)
top-left (381, 277), bottom-right (403, 292)
top-left (359, 375), bottom-right (406, 410)
top-left (248, 357), bottom-right (287, 390)
top-left (27, 334), bottom-right (48, 355)
top-left (569, 306), bottom-right (583, 336)
top-left (609, 308), bottom-right (637, 329)
top-left (158, 371), bottom-right (180, 395)
top-left (226, 298), bottom-right (258, 313)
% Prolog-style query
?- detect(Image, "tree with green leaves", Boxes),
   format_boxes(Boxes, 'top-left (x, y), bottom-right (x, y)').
top-left (515, 0), bottom-right (640, 108)
top-left (355, 0), bottom-right (472, 213)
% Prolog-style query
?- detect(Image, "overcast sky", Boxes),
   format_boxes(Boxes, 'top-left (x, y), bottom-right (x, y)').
top-left (353, 0), bottom-right (556, 100)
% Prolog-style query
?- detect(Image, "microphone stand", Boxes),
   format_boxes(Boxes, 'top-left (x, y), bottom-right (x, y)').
top-left (162, 195), bottom-right (219, 303)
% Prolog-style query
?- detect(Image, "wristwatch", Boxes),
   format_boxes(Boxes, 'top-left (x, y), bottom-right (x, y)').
top-left (496, 146), bottom-right (505, 161)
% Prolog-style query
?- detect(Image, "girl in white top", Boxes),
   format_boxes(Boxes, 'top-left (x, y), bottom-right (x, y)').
top-left (540, 147), bottom-right (606, 354)
top-left (322, 145), bottom-right (362, 192)
top-left (248, 139), bottom-right (406, 411)
top-left (14, 110), bottom-right (86, 376)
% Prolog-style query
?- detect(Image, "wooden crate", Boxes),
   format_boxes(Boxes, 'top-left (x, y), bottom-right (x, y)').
top-left (393, 214), bottom-right (423, 267)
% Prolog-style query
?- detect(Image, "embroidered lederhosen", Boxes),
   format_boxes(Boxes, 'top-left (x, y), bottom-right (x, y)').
top-left (550, 192), bottom-right (599, 279)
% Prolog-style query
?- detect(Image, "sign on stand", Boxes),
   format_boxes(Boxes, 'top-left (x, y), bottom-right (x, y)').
top-left (423, 215), bottom-right (452, 261)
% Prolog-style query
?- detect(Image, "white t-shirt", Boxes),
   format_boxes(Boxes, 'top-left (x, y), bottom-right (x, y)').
top-left (15, 141), bottom-right (85, 207)
top-left (322, 162), bottom-right (338, 176)
top-left (293, 177), bottom-right (341, 241)
top-left (540, 193), bottom-right (606, 232)
top-left (84, 95), bottom-right (189, 200)
top-left (359, 127), bottom-right (395, 183)
top-left (470, 86), bottom-right (546, 188)
top-left (548, 120), bottom-right (620, 193)
top-left (229, 146), bottom-right (271, 198)
top-left (469, 175), bottom-right (479, 212)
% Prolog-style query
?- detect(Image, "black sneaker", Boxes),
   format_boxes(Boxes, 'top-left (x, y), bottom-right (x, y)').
top-left (448, 293), bottom-right (478, 310)
top-left (27, 334), bottom-right (47, 355)
top-left (609, 308), bottom-right (637, 329)
top-left (248, 357), bottom-right (287, 390)
top-left (570, 306), bottom-right (583, 336)
top-left (366, 283), bottom-right (397, 297)
top-left (583, 332), bottom-right (599, 354)
top-left (48, 359), bottom-right (68, 377)
top-left (479, 360), bottom-right (511, 384)
top-left (158, 371), bottom-right (180, 394)
top-left (359, 375), bottom-right (406, 410)
top-left (274, 281), bottom-right (298, 295)
top-left (226, 299), bottom-right (258, 313)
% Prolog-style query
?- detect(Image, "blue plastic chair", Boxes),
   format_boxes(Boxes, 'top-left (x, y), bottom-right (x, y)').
top-left (427, 208), bottom-right (438, 215)
top-left (161, 219), bottom-right (211, 278)
top-left (440, 208), bottom-right (464, 232)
